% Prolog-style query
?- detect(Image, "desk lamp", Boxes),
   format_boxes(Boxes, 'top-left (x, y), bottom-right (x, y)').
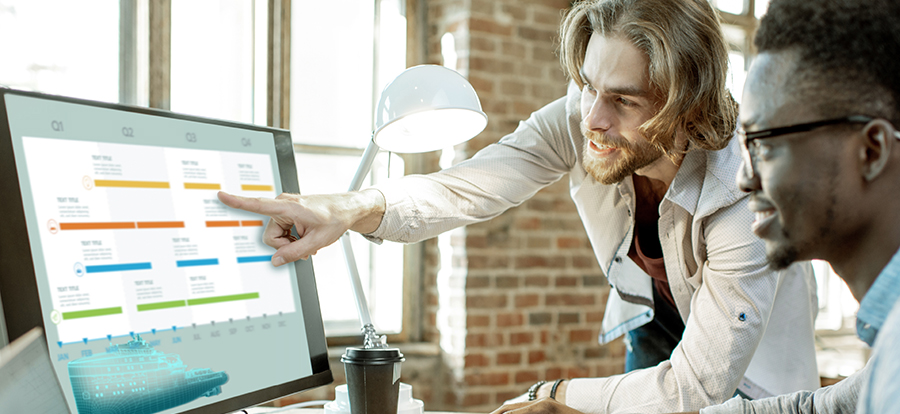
top-left (343, 65), bottom-right (487, 348)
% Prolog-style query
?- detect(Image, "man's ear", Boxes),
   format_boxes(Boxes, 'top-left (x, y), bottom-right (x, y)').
top-left (859, 119), bottom-right (896, 182)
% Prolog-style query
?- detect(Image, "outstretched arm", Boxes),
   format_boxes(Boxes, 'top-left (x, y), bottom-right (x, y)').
top-left (216, 189), bottom-right (385, 265)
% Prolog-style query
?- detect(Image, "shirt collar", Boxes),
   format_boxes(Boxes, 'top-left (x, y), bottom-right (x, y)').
top-left (856, 246), bottom-right (900, 346)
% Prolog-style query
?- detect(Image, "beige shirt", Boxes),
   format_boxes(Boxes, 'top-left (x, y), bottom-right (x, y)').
top-left (370, 83), bottom-right (819, 413)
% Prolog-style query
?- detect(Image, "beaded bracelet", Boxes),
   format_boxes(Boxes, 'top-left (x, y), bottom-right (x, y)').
top-left (527, 380), bottom-right (547, 401)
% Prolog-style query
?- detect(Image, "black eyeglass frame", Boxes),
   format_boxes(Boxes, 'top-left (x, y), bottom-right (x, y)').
top-left (738, 115), bottom-right (876, 177)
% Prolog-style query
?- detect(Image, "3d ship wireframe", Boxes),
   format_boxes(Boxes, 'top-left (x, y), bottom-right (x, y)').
top-left (68, 335), bottom-right (229, 414)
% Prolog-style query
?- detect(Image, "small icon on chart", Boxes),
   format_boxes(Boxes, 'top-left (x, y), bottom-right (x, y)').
top-left (74, 262), bottom-right (85, 277)
top-left (47, 219), bottom-right (59, 234)
top-left (51, 310), bottom-right (62, 325)
top-left (82, 176), bottom-right (94, 190)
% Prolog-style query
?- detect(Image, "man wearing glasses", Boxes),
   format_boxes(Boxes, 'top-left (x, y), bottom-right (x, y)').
top-left (219, 0), bottom-right (822, 411)
top-left (703, 0), bottom-right (900, 412)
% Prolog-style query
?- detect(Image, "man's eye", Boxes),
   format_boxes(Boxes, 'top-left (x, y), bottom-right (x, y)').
top-left (753, 142), bottom-right (774, 159)
top-left (584, 83), bottom-right (596, 93)
top-left (617, 97), bottom-right (634, 106)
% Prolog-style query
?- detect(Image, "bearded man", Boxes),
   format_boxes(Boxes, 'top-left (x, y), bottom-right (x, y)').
top-left (218, 0), bottom-right (819, 412)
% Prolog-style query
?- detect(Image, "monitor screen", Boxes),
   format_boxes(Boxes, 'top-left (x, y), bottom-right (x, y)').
top-left (0, 88), bottom-right (332, 414)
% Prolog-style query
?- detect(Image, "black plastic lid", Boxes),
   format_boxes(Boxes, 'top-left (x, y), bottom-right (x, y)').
top-left (341, 347), bottom-right (405, 365)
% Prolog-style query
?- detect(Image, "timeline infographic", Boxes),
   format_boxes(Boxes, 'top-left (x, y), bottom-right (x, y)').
top-left (20, 137), bottom-right (297, 345)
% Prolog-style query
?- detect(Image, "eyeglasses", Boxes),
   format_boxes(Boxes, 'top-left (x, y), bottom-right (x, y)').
top-left (738, 115), bottom-right (881, 178)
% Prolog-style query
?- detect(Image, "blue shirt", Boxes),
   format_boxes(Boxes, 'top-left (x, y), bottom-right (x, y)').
top-left (856, 248), bottom-right (900, 413)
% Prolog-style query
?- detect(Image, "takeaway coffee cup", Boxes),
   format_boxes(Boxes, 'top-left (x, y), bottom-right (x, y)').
top-left (341, 347), bottom-right (405, 414)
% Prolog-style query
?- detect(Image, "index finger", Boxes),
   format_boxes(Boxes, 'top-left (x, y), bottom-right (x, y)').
top-left (218, 191), bottom-right (289, 216)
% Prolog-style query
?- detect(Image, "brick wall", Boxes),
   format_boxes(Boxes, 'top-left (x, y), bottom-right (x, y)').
top-left (424, 0), bottom-right (627, 411)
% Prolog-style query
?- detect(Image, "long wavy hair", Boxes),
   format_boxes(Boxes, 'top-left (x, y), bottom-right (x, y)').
top-left (560, 0), bottom-right (739, 155)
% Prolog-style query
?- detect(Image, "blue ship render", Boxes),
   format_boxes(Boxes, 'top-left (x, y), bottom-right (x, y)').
top-left (68, 335), bottom-right (229, 414)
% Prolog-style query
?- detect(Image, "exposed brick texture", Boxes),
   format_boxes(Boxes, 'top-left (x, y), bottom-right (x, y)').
top-left (425, 0), bottom-right (626, 410)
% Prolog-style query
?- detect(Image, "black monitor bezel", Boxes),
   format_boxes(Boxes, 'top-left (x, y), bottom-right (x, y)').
top-left (0, 87), bottom-right (332, 414)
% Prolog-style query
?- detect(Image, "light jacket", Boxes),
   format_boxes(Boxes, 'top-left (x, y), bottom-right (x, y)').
top-left (369, 83), bottom-right (819, 413)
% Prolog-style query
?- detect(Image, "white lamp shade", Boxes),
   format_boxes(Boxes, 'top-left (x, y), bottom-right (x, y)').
top-left (373, 65), bottom-right (488, 153)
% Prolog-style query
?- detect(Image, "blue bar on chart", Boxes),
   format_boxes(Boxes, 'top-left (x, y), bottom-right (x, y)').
top-left (85, 262), bottom-right (153, 273)
top-left (176, 258), bottom-right (220, 267)
top-left (237, 255), bottom-right (272, 264)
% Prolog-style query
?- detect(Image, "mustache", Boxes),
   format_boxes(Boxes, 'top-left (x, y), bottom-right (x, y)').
top-left (581, 126), bottom-right (633, 150)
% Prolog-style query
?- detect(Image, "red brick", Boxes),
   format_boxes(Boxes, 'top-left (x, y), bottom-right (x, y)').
top-left (545, 367), bottom-right (564, 379)
top-left (468, 294), bottom-right (508, 308)
top-left (515, 370), bottom-right (540, 384)
top-left (586, 311), bottom-right (604, 323)
top-left (497, 276), bottom-right (520, 288)
top-left (468, 314), bottom-right (491, 328)
top-left (510, 332), bottom-right (534, 345)
top-left (467, 333), bottom-right (505, 348)
top-left (514, 217), bottom-right (541, 230)
top-left (497, 352), bottom-right (522, 365)
top-left (546, 293), bottom-right (596, 306)
top-left (466, 234), bottom-right (489, 249)
top-left (466, 353), bottom-right (490, 367)
top-left (559, 312), bottom-right (580, 324)
top-left (569, 329), bottom-right (595, 343)
top-left (557, 237), bottom-right (583, 248)
top-left (524, 275), bottom-right (549, 287)
top-left (515, 294), bottom-right (540, 308)
top-left (497, 312), bottom-right (524, 327)
top-left (470, 17), bottom-right (513, 36)
top-left (529, 350), bottom-right (547, 364)
top-left (468, 275), bottom-right (490, 289)
top-left (555, 276), bottom-right (578, 287)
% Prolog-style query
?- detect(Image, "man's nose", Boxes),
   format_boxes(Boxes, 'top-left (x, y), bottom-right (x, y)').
top-left (736, 160), bottom-right (761, 193)
top-left (584, 97), bottom-right (612, 132)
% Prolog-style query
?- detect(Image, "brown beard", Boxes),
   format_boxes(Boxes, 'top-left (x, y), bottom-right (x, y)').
top-left (581, 125), bottom-right (664, 185)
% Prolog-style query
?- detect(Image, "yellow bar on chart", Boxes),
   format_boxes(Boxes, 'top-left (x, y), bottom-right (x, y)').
top-left (241, 184), bottom-right (274, 192)
top-left (95, 179), bottom-right (170, 189)
top-left (184, 182), bottom-right (221, 190)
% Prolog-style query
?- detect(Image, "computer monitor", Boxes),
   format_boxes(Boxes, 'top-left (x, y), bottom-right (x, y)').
top-left (0, 88), bottom-right (333, 414)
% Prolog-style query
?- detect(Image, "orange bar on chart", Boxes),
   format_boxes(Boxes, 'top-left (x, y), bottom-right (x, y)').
top-left (241, 220), bottom-right (264, 227)
top-left (60, 222), bottom-right (136, 230)
top-left (240, 184), bottom-right (274, 192)
top-left (94, 179), bottom-right (170, 189)
top-left (137, 221), bottom-right (185, 229)
top-left (184, 183), bottom-right (221, 190)
top-left (206, 221), bottom-right (241, 228)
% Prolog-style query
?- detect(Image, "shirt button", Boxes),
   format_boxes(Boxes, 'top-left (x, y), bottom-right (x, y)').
top-left (627, 210), bottom-right (632, 217)
top-left (614, 256), bottom-right (623, 263)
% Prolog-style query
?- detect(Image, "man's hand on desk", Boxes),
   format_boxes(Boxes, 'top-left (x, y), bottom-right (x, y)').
top-left (490, 398), bottom-right (580, 414)
top-left (217, 190), bottom-right (385, 265)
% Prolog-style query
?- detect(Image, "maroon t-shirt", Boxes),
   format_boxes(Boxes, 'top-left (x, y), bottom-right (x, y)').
top-left (627, 230), bottom-right (677, 310)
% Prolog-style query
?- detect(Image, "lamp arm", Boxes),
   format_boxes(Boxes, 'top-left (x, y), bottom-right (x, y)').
top-left (343, 137), bottom-right (386, 347)
top-left (348, 138), bottom-right (380, 192)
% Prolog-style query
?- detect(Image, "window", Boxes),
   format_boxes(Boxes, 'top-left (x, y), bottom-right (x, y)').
top-left (0, 0), bottom-right (120, 103)
top-left (170, 0), bottom-right (268, 125)
top-left (291, 0), bottom-right (408, 337)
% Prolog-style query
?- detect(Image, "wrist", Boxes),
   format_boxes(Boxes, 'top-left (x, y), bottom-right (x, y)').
top-left (348, 189), bottom-right (385, 234)
top-left (534, 379), bottom-right (567, 403)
